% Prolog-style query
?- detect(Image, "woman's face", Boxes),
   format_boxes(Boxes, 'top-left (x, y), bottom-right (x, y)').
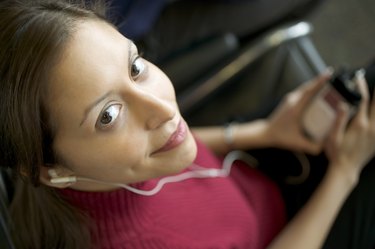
top-left (44, 20), bottom-right (197, 191)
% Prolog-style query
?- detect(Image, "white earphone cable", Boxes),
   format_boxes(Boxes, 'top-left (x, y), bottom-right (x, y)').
top-left (51, 150), bottom-right (310, 196)
top-left (75, 150), bottom-right (258, 196)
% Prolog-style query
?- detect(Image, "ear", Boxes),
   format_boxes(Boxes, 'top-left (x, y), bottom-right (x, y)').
top-left (39, 165), bottom-right (76, 189)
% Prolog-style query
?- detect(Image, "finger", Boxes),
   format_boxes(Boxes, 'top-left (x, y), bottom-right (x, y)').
top-left (300, 68), bottom-right (333, 94)
top-left (300, 139), bottom-right (322, 155)
top-left (296, 68), bottom-right (333, 111)
top-left (354, 69), bottom-right (369, 121)
top-left (326, 103), bottom-right (350, 148)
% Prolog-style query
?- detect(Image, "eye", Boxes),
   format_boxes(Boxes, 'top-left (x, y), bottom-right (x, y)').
top-left (96, 104), bottom-right (122, 130)
top-left (130, 56), bottom-right (146, 80)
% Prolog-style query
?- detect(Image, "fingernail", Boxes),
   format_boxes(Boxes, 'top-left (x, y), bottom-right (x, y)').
top-left (355, 68), bottom-right (366, 80)
top-left (325, 67), bottom-right (334, 76)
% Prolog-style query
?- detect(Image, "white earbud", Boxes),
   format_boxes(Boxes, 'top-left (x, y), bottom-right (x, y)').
top-left (48, 169), bottom-right (77, 184)
top-left (50, 176), bottom-right (77, 184)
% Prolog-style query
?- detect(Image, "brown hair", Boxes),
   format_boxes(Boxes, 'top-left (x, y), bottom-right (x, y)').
top-left (0, 0), bottom-right (107, 248)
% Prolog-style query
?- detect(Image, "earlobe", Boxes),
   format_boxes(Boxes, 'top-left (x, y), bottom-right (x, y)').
top-left (39, 166), bottom-right (76, 188)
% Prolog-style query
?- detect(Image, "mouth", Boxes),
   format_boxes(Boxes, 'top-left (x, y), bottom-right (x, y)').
top-left (152, 119), bottom-right (188, 155)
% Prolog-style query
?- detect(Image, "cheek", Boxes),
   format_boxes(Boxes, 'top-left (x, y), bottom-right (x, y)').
top-left (53, 133), bottom-right (149, 182)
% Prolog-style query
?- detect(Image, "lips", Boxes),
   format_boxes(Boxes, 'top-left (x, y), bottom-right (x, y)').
top-left (152, 120), bottom-right (187, 155)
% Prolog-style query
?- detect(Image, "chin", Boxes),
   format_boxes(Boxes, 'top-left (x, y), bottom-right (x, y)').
top-left (167, 132), bottom-right (198, 174)
top-left (179, 132), bottom-right (198, 167)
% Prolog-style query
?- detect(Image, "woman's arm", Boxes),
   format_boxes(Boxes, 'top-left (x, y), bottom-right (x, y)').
top-left (268, 162), bottom-right (356, 249)
top-left (268, 70), bottom-right (375, 249)
top-left (192, 119), bottom-right (270, 154)
top-left (194, 70), bottom-right (375, 249)
top-left (192, 71), bottom-right (332, 155)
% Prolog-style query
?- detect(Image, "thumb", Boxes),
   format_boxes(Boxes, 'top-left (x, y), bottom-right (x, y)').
top-left (300, 138), bottom-right (322, 155)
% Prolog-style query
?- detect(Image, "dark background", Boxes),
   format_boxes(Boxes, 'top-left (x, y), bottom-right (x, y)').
top-left (307, 0), bottom-right (375, 68)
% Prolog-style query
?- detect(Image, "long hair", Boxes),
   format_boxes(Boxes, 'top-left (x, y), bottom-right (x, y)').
top-left (0, 1), bottom-right (107, 248)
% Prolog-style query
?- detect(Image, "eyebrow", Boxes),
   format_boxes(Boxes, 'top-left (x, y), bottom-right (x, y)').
top-left (79, 40), bottom-right (134, 127)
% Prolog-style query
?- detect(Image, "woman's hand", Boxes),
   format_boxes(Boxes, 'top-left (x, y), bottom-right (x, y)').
top-left (193, 69), bottom-right (335, 155)
top-left (325, 70), bottom-right (375, 184)
top-left (265, 70), bottom-right (332, 154)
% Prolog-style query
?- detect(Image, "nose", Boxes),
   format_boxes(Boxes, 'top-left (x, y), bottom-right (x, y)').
top-left (133, 89), bottom-right (175, 130)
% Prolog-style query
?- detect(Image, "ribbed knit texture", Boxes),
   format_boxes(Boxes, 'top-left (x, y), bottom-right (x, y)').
top-left (61, 139), bottom-right (286, 249)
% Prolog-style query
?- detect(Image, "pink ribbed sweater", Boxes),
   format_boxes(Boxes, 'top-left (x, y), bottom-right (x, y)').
top-left (61, 139), bottom-right (285, 249)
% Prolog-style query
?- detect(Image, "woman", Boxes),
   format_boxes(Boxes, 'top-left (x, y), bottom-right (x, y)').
top-left (0, 1), bottom-right (374, 248)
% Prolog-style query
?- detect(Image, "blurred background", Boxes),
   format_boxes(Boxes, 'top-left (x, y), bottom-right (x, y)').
top-left (175, 0), bottom-right (375, 125)
top-left (307, 0), bottom-right (375, 68)
top-left (108, 0), bottom-right (375, 125)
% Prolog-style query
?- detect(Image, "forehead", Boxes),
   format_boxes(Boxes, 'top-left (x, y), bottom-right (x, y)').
top-left (50, 20), bottom-right (129, 97)
top-left (45, 20), bottom-right (130, 130)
